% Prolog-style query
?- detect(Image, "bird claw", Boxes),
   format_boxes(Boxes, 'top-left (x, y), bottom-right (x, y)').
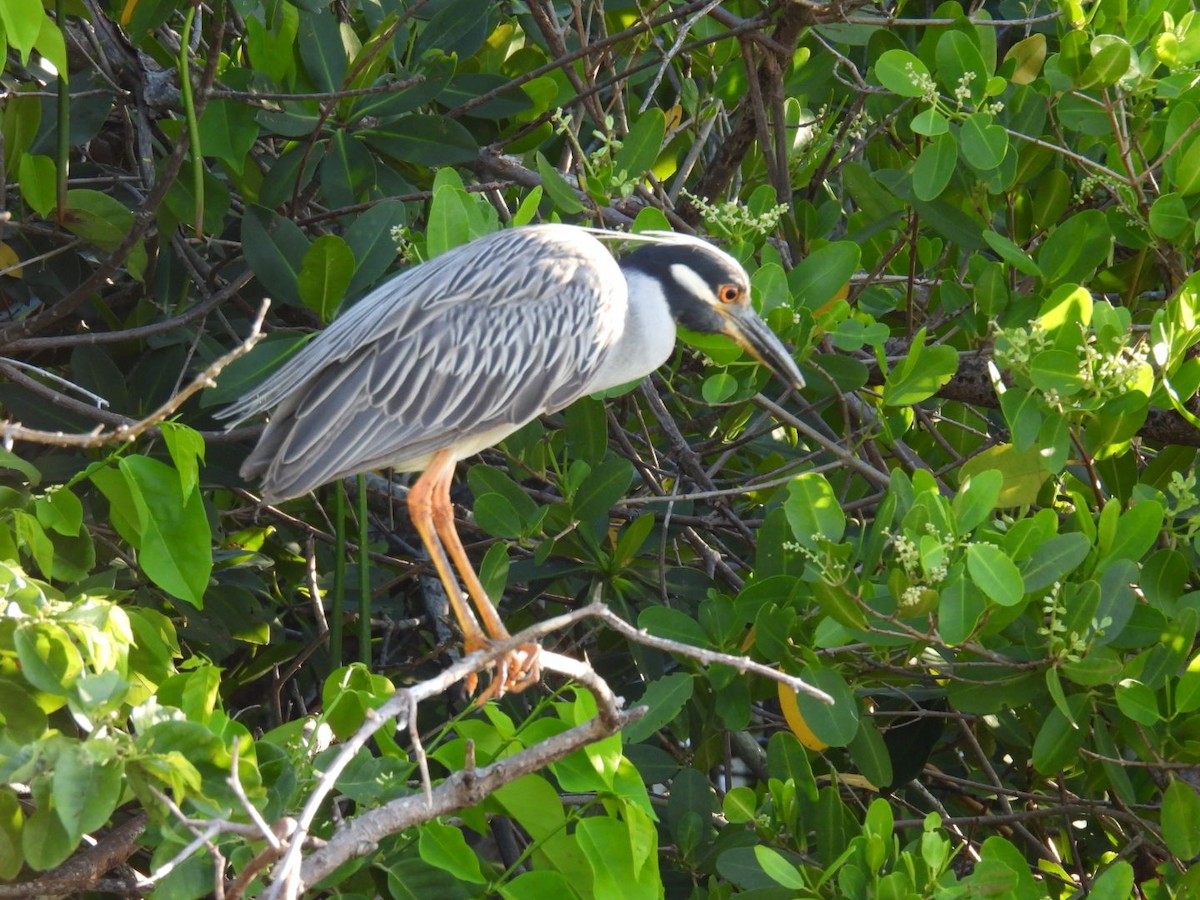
top-left (463, 640), bottom-right (541, 704)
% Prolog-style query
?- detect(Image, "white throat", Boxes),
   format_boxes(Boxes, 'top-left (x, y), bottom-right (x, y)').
top-left (585, 268), bottom-right (678, 394)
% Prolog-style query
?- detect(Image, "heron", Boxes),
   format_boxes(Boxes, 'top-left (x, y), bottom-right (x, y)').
top-left (222, 224), bottom-right (805, 698)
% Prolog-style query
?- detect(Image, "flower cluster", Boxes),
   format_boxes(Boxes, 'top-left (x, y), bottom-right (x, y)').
top-left (1037, 582), bottom-right (1112, 663)
top-left (907, 62), bottom-right (939, 104)
top-left (681, 189), bottom-right (790, 242)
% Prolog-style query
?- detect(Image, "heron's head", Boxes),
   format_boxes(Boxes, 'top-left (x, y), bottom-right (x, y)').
top-left (620, 237), bottom-right (805, 391)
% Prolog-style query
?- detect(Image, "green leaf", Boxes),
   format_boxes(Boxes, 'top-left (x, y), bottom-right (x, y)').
top-left (363, 115), bottom-right (480, 166)
top-left (1005, 34), bottom-right (1046, 84)
top-left (241, 205), bottom-right (308, 308)
top-left (426, 183), bottom-right (474, 259)
top-left (960, 443), bottom-right (1049, 507)
top-left (0, 0), bottom-right (43, 60)
top-left (535, 151), bottom-right (584, 214)
top-left (0, 791), bottom-right (23, 880)
top-left (34, 487), bottom-right (83, 536)
top-left (578, 812), bottom-right (659, 900)
top-left (1031, 698), bottom-right (1088, 773)
top-left (788, 241), bottom-right (859, 310)
top-left (796, 667), bottom-right (858, 747)
top-left (882, 329), bottom-right (958, 406)
top-left (52, 743), bottom-right (123, 841)
top-left (638, 606), bottom-right (709, 648)
top-left (754, 846), bottom-right (805, 890)
top-left (418, 821), bottom-right (486, 884)
top-left (614, 108), bottom-right (666, 181)
top-left (298, 9), bottom-right (346, 93)
top-left (197, 99), bottom-right (260, 176)
top-left (848, 719), bottom-right (893, 790)
top-left (784, 473), bottom-right (845, 547)
top-left (1115, 678), bottom-right (1159, 725)
top-left (297, 234), bottom-right (355, 322)
top-left (118, 456), bottom-right (212, 607)
top-left (1019, 533), bottom-right (1091, 592)
top-left (952, 469), bottom-right (1002, 534)
top-left (61, 189), bottom-right (133, 252)
top-left (21, 801), bottom-right (73, 872)
top-left (875, 49), bottom-right (930, 97)
top-left (1149, 193), bottom-right (1190, 240)
top-left (344, 200), bottom-right (406, 296)
top-left (983, 229), bottom-right (1043, 278)
top-left (966, 542), bottom-right (1024, 606)
top-left (1162, 778), bottom-right (1200, 859)
top-left (17, 153), bottom-right (54, 218)
top-left (622, 673), bottom-right (694, 744)
top-left (913, 132), bottom-right (958, 201)
top-left (1102, 500), bottom-right (1163, 566)
top-left (14, 621), bottom-right (84, 694)
top-left (473, 493), bottom-right (523, 540)
top-left (1036, 210), bottom-right (1113, 286)
top-left (911, 108), bottom-right (949, 136)
top-left (936, 30), bottom-right (988, 105)
top-left (701, 372), bottom-right (737, 403)
top-left (1089, 862), bottom-right (1134, 900)
top-left (1076, 38), bottom-right (1131, 89)
top-left (959, 113), bottom-right (1007, 170)
top-left (159, 423), bottom-right (206, 500)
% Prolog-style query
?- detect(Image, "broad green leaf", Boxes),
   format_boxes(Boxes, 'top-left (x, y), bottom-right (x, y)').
top-left (966, 542), bottom-right (1024, 606)
top-left (17, 153), bottom-right (54, 218)
top-left (61, 189), bottom-right (133, 252)
top-left (1150, 193), bottom-right (1190, 239)
top-left (14, 621), bottom-right (84, 694)
top-left (875, 49), bottom-right (931, 97)
top-left (320, 130), bottom-right (376, 208)
top-left (983, 229), bottom-right (1043, 278)
top-left (1102, 500), bottom-right (1163, 566)
top-left (882, 331), bottom-right (958, 406)
top-left (0, 0), bottom-right (43, 60)
top-left (159, 423), bottom-right (206, 500)
top-left (848, 719), bottom-right (893, 790)
top-left (614, 109), bottom-right (666, 181)
top-left (784, 473), bottom-right (845, 546)
top-left (473, 493), bottom-right (523, 539)
top-left (1029, 349), bottom-right (1085, 396)
top-left (913, 132), bottom-right (957, 201)
top-left (959, 113), bottom-right (1007, 170)
top-left (939, 569), bottom-right (987, 644)
top-left (21, 802), bottom-right (73, 872)
top-left (622, 673), bottom-right (694, 744)
top-left (911, 108), bottom-right (949, 136)
top-left (297, 9), bottom-right (346, 93)
top-left (1076, 38), bottom-right (1131, 89)
top-left (578, 813), bottom-right (658, 900)
top-left (241, 205), bottom-right (308, 308)
top-left (1019, 533), bottom-right (1091, 591)
top-left (1115, 678), bottom-right (1159, 725)
top-left (52, 743), bottom-right (123, 841)
top-left (34, 487), bottom-right (82, 536)
top-left (418, 821), bottom-right (486, 884)
top-left (1005, 34), bottom-right (1046, 84)
top-left (961, 443), bottom-right (1049, 507)
top-left (638, 606), bottom-right (709, 648)
top-left (119, 456), bottom-right (212, 607)
top-left (1031, 697), bottom-right (1088, 773)
top-left (788, 241), bottom-right (859, 309)
top-left (723, 786), bottom-right (758, 824)
top-left (936, 30), bottom-right (988, 105)
top-left (535, 151), bottom-right (584, 214)
top-left (952, 469), bottom-right (1003, 534)
top-left (1036, 210), bottom-right (1113, 286)
top-left (1163, 778), bottom-right (1200, 859)
top-left (0, 791), bottom-right (22, 880)
top-left (796, 667), bottom-right (858, 747)
top-left (197, 99), bottom-right (259, 176)
top-left (1089, 862), bottom-right (1134, 900)
top-left (754, 846), bottom-right (805, 889)
top-left (363, 115), bottom-right (480, 166)
top-left (702, 372), bottom-right (737, 403)
top-left (297, 234), bottom-right (355, 321)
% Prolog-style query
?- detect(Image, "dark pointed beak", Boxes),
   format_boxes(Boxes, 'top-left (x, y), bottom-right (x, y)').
top-left (722, 305), bottom-right (805, 391)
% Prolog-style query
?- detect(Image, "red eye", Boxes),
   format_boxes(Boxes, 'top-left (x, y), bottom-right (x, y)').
top-left (718, 284), bottom-right (742, 304)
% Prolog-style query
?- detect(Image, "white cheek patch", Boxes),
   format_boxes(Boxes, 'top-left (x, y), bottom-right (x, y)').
top-left (669, 263), bottom-right (717, 303)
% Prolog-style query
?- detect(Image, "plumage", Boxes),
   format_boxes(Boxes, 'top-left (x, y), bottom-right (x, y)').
top-left (224, 222), bottom-right (805, 698)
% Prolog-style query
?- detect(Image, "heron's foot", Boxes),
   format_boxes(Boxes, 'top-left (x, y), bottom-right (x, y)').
top-left (463, 638), bottom-right (541, 703)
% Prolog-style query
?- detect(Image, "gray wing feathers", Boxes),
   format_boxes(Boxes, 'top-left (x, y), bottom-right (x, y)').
top-left (234, 225), bottom-right (627, 500)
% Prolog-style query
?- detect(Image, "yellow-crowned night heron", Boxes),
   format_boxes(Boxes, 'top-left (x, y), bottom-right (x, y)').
top-left (222, 224), bottom-right (805, 697)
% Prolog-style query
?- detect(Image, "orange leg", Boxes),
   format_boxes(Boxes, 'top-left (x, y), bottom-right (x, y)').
top-left (409, 450), bottom-right (540, 698)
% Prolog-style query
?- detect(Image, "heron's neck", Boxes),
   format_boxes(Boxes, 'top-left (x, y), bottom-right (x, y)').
top-left (584, 267), bottom-right (678, 394)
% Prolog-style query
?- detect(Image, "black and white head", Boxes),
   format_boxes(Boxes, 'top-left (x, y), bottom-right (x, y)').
top-left (619, 235), bottom-right (805, 391)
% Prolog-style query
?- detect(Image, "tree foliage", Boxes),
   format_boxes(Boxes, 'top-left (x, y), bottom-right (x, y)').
top-left (2, 0), bottom-right (1200, 896)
